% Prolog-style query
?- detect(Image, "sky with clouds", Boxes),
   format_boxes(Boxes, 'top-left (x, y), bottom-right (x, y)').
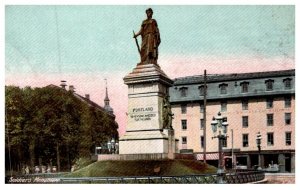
top-left (5, 5), bottom-right (295, 135)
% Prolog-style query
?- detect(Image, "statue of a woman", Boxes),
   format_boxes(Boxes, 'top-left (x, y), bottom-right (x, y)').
top-left (133, 8), bottom-right (161, 64)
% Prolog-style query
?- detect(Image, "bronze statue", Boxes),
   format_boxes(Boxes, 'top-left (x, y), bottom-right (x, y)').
top-left (133, 8), bottom-right (161, 64)
top-left (163, 95), bottom-right (174, 129)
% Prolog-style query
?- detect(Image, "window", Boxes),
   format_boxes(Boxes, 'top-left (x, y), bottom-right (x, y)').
top-left (222, 138), bottom-right (227, 148)
top-left (266, 98), bottom-right (273, 109)
top-left (181, 104), bottom-right (187, 114)
top-left (179, 87), bottom-right (188, 97)
top-left (265, 79), bottom-right (274, 91)
top-left (181, 120), bottom-right (187, 130)
top-left (242, 116), bottom-right (248, 128)
top-left (219, 83), bottom-right (228, 95)
top-left (283, 78), bottom-right (292, 90)
top-left (242, 99), bottom-right (248, 110)
top-left (198, 85), bottom-right (206, 96)
top-left (200, 119), bottom-right (204, 129)
top-left (285, 96), bottom-right (291, 108)
top-left (200, 136), bottom-right (204, 148)
top-left (242, 134), bottom-right (249, 147)
top-left (267, 133), bottom-right (274, 146)
top-left (285, 132), bottom-right (291, 146)
top-left (267, 114), bottom-right (274, 126)
top-left (240, 82), bottom-right (249, 93)
top-left (200, 103), bottom-right (204, 113)
top-left (221, 101), bottom-right (227, 112)
top-left (285, 113), bottom-right (291, 125)
top-left (182, 136), bottom-right (187, 144)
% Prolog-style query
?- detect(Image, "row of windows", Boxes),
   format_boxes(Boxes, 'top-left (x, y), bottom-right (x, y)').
top-left (180, 96), bottom-right (292, 114)
top-left (182, 132), bottom-right (292, 147)
top-left (241, 132), bottom-right (292, 147)
top-left (181, 112), bottom-right (292, 130)
top-left (242, 113), bottom-right (292, 127)
top-left (178, 78), bottom-right (293, 97)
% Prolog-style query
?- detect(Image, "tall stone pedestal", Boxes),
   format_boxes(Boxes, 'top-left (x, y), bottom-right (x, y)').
top-left (119, 63), bottom-right (176, 156)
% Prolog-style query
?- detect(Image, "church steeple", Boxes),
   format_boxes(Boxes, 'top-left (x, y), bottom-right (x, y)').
top-left (104, 79), bottom-right (113, 114)
top-left (104, 79), bottom-right (110, 105)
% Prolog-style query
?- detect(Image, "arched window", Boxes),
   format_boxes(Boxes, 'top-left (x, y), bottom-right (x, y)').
top-left (265, 79), bottom-right (274, 91)
top-left (198, 85), bottom-right (207, 96)
top-left (219, 83), bottom-right (228, 94)
top-left (179, 87), bottom-right (188, 97)
top-left (240, 81), bottom-right (249, 93)
top-left (283, 78), bottom-right (292, 90)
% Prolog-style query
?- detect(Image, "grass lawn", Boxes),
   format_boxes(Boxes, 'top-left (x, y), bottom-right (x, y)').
top-left (65, 159), bottom-right (216, 177)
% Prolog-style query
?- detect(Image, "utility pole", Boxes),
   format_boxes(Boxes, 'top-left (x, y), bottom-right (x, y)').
top-left (231, 129), bottom-right (234, 169)
top-left (203, 70), bottom-right (207, 163)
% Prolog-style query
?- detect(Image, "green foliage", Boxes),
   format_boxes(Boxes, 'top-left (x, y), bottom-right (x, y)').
top-left (65, 160), bottom-right (217, 177)
top-left (5, 85), bottom-right (118, 173)
top-left (73, 157), bottom-right (95, 171)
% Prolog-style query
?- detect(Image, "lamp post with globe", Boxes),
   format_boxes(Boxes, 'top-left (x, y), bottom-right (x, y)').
top-left (256, 132), bottom-right (262, 170)
top-left (211, 112), bottom-right (228, 183)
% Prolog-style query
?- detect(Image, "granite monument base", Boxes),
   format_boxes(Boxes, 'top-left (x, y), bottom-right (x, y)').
top-left (119, 63), bottom-right (176, 157)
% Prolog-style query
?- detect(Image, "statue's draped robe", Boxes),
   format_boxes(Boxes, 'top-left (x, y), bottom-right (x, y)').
top-left (140, 19), bottom-right (160, 63)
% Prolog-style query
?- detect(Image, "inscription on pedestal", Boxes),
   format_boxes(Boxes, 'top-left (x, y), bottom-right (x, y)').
top-left (130, 106), bottom-right (157, 122)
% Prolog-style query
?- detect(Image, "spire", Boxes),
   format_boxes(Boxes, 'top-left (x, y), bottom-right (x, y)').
top-left (104, 79), bottom-right (110, 103)
top-left (104, 79), bottom-right (113, 114)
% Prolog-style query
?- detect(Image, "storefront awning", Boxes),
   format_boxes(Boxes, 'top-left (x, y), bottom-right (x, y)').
top-left (196, 153), bottom-right (222, 160)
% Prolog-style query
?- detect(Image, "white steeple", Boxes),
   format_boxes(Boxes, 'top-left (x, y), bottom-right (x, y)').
top-left (104, 79), bottom-right (113, 114)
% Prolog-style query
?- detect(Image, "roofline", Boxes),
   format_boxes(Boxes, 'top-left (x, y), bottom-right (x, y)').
top-left (173, 69), bottom-right (295, 86)
top-left (46, 84), bottom-right (115, 118)
top-left (170, 92), bottom-right (295, 104)
top-left (74, 93), bottom-right (116, 118)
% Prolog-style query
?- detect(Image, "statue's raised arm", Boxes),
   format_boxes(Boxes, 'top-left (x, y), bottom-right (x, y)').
top-left (133, 8), bottom-right (161, 65)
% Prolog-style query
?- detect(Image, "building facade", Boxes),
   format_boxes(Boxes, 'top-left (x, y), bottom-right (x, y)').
top-left (169, 70), bottom-right (295, 172)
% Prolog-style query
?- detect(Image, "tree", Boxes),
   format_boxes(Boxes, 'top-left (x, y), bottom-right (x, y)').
top-left (5, 85), bottom-right (119, 174)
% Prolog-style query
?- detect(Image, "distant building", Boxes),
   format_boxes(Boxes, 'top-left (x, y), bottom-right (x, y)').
top-left (169, 69), bottom-right (295, 172)
top-left (58, 80), bottom-right (115, 118)
top-left (47, 81), bottom-right (116, 123)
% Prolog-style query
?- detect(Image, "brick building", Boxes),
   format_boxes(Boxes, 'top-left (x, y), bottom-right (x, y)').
top-left (169, 69), bottom-right (295, 172)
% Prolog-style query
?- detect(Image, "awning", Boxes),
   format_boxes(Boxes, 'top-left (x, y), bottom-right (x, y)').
top-left (196, 153), bottom-right (222, 160)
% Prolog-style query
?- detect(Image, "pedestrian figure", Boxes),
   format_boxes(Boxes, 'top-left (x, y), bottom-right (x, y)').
top-left (35, 166), bottom-right (40, 173)
top-left (25, 166), bottom-right (30, 174)
top-left (41, 166), bottom-right (46, 173)
top-left (52, 166), bottom-right (57, 173)
top-left (46, 165), bottom-right (51, 173)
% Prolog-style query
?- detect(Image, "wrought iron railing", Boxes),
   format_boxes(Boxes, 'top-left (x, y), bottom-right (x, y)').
top-left (8, 169), bottom-right (265, 184)
top-left (58, 175), bottom-right (219, 184)
top-left (224, 170), bottom-right (265, 184)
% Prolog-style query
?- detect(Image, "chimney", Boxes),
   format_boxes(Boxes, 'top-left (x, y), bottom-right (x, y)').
top-left (60, 80), bottom-right (67, 89)
top-left (69, 85), bottom-right (75, 93)
top-left (85, 94), bottom-right (90, 100)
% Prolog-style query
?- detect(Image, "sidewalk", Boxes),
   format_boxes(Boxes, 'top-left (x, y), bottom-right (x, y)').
top-left (264, 173), bottom-right (295, 184)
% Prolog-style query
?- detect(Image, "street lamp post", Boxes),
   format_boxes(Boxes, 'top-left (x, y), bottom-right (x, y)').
top-left (107, 141), bottom-right (112, 154)
top-left (115, 142), bottom-right (119, 154)
top-left (231, 129), bottom-right (234, 170)
top-left (256, 132), bottom-right (262, 170)
top-left (111, 138), bottom-right (115, 154)
top-left (211, 112), bottom-right (228, 184)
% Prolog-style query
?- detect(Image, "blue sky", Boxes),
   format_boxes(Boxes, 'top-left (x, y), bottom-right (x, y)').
top-left (6, 5), bottom-right (294, 75)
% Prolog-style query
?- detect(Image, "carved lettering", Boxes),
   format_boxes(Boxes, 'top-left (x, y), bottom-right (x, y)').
top-left (130, 107), bottom-right (156, 121)
top-left (132, 107), bottom-right (153, 112)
